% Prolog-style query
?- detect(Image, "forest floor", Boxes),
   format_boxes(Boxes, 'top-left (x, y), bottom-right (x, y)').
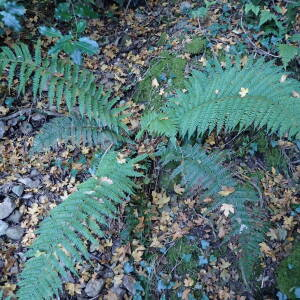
top-left (0, 0), bottom-right (300, 299)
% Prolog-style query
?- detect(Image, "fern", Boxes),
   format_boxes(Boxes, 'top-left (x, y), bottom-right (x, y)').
top-left (159, 143), bottom-right (267, 284)
top-left (140, 57), bottom-right (300, 139)
top-left (17, 151), bottom-right (146, 300)
top-left (31, 113), bottom-right (129, 153)
top-left (0, 41), bottom-right (117, 122)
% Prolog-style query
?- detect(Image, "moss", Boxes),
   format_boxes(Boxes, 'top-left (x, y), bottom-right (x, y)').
top-left (256, 134), bottom-right (287, 171)
top-left (166, 237), bottom-right (200, 276)
top-left (157, 32), bottom-right (169, 46)
top-left (276, 242), bottom-right (300, 299)
top-left (133, 51), bottom-right (186, 108)
top-left (185, 37), bottom-right (206, 55)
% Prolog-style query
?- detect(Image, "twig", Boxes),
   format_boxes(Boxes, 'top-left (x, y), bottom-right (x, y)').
top-left (240, 14), bottom-right (280, 58)
top-left (0, 108), bottom-right (62, 121)
top-left (234, 173), bottom-right (264, 207)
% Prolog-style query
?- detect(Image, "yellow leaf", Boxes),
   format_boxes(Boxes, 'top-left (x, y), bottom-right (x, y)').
top-left (280, 74), bottom-right (288, 83)
top-left (152, 191), bottom-right (170, 208)
top-left (259, 242), bottom-right (273, 256)
top-left (218, 186), bottom-right (235, 196)
top-left (239, 87), bottom-right (249, 98)
top-left (174, 184), bottom-right (184, 195)
top-left (132, 245), bottom-right (145, 262)
top-left (220, 203), bottom-right (234, 217)
top-left (184, 277), bottom-right (194, 287)
top-left (152, 78), bottom-right (159, 88)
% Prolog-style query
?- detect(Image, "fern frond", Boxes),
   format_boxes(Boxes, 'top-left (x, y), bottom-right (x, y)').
top-left (0, 42), bottom-right (123, 128)
top-left (17, 151), bottom-right (146, 300)
top-left (30, 114), bottom-right (128, 153)
top-left (141, 57), bottom-right (300, 139)
top-left (160, 143), bottom-right (266, 283)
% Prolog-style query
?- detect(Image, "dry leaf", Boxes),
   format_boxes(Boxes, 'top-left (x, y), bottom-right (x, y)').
top-left (184, 277), bottom-right (194, 287)
top-left (280, 74), bottom-right (288, 83)
top-left (152, 191), bottom-right (170, 208)
top-left (239, 87), bottom-right (249, 98)
top-left (132, 245), bottom-right (145, 262)
top-left (152, 78), bottom-right (159, 88)
top-left (174, 184), bottom-right (184, 195)
top-left (292, 90), bottom-right (300, 98)
top-left (259, 242), bottom-right (273, 256)
top-left (220, 203), bottom-right (235, 217)
top-left (218, 186), bottom-right (235, 196)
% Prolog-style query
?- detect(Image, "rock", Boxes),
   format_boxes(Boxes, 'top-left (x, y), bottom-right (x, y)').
top-left (20, 121), bottom-right (33, 135)
top-left (180, 1), bottom-right (191, 13)
top-left (0, 220), bottom-right (8, 236)
top-left (103, 270), bottom-right (114, 278)
top-left (122, 275), bottom-right (136, 295)
top-left (18, 177), bottom-right (40, 188)
top-left (111, 284), bottom-right (126, 299)
top-left (84, 279), bottom-right (105, 297)
top-left (22, 193), bottom-right (33, 199)
top-left (6, 210), bottom-right (22, 224)
top-left (30, 169), bottom-right (40, 177)
top-left (12, 185), bottom-right (24, 197)
top-left (31, 113), bottom-right (45, 122)
top-left (0, 197), bottom-right (16, 219)
top-left (0, 121), bottom-right (5, 138)
top-left (6, 226), bottom-right (24, 240)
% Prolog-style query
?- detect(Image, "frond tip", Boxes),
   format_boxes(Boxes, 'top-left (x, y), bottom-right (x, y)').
top-left (17, 151), bottom-right (146, 300)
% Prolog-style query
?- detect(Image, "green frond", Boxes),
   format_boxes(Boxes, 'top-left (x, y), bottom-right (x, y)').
top-left (137, 111), bottom-right (178, 139)
top-left (141, 57), bottom-right (300, 139)
top-left (0, 43), bottom-right (125, 129)
top-left (17, 151), bottom-right (146, 300)
top-left (30, 114), bottom-right (127, 154)
top-left (159, 143), bottom-right (266, 283)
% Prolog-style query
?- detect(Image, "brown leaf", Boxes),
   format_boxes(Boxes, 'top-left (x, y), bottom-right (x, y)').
top-left (218, 186), bottom-right (235, 197)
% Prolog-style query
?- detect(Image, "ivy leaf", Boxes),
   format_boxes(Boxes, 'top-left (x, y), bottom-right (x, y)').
top-left (70, 50), bottom-right (82, 65)
top-left (55, 2), bottom-right (72, 21)
top-left (39, 26), bottom-right (62, 38)
top-left (278, 44), bottom-right (299, 68)
top-left (245, 3), bottom-right (260, 16)
top-left (75, 37), bottom-right (99, 55)
top-left (0, 11), bottom-right (21, 31)
top-left (259, 10), bottom-right (277, 27)
top-left (4, 2), bottom-right (25, 16)
top-left (48, 35), bottom-right (74, 55)
top-left (75, 20), bottom-right (86, 34)
top-left (294, 287), bottom-right (300, 298)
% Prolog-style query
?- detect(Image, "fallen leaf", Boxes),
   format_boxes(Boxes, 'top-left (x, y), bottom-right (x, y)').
top-left (220, 203), bottom-right (235, 217)
top-left (152, 191), bottom-right (170, 208)
top-left (292, 90), bottom-right (300, 98)
top-left (280, 74), bottom-right (288, 83)
top-left (218, 186), bottom-right (235, 196)
top-left (174, 184), bottom-right (184, 195)
top-left (239, 87), bottom-right (249, 98)
top-left (184, 277), bottom-right (194, 287)
top-left (151, 78), bottom-right (159, 88)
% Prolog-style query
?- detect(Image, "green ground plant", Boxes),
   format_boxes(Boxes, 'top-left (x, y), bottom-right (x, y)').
top-left (1, 38), bottom-right (300, 299)
top-left (276, 242), bottom-right (300, 299)
top-left (133, 51), bottom-right (186, 107)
